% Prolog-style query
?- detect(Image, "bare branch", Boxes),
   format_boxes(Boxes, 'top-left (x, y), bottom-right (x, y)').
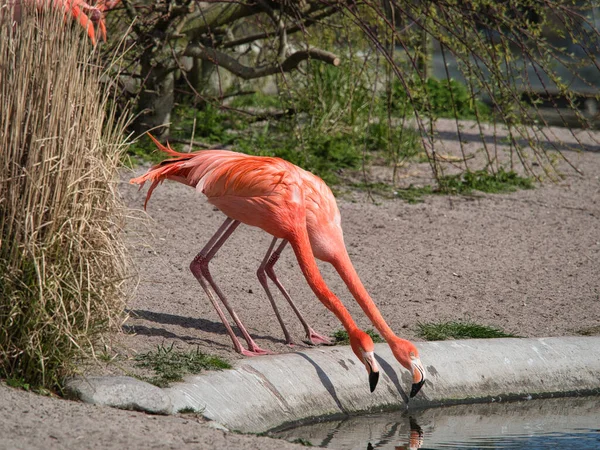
top-left (182, 2), bottom-right (258, 39)
top-left (280, 48), bottom-right (340, 70)
top-left (222, 7), bottom-right (337, 49)
top-left (183, 44), bottom-right (340, 79)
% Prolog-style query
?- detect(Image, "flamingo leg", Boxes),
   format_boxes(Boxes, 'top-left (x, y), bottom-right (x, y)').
top-left (190, 218), bottom-right (271, 357)
top-left (95, 0), bottom-right (120, 41)
top-left (257, 237), bottom-right (294, 346)
top-left (261, 239), bottom-right (332, 345)
top-left (55, 0), bottom-right (99, 44)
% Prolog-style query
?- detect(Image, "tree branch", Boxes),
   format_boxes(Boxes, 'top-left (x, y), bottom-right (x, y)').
top-left (181, 0), bottom-right (332, 42)
top-left (222, 7), bottom-right (337, 49)
top-left (183, 45), bottom-right (340, 80)
top-left (181, 2), bottom-right (258, 40)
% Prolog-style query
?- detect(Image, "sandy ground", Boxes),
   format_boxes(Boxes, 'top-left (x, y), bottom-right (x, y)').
top-left (0, 382), bottom-right (308, 450)
top-left (3, 119), bottom-right (600, 449)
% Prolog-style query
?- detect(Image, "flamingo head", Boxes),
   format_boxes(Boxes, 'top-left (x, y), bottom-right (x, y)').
top-left (389, 337), bottom-right (426, 398)
top-left (349, 329), bottom-right (380, 392)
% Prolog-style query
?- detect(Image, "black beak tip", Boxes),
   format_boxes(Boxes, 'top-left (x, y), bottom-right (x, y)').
top-left (369, 371), bottom-right (380, 392)
top-left (410, 380), bottom-right (425, 398)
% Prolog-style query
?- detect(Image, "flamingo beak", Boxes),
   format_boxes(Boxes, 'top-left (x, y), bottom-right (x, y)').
top-left (409, 357), bottom-right (426, 398)
top-left (363, 351), bottom-right (380, 392)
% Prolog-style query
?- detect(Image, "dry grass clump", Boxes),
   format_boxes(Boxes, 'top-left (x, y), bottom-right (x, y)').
top-left (0, 5), bottom-right (128, 389)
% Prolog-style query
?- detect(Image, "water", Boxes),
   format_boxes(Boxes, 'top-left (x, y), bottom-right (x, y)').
top-left (273, 396), bottom-right (600, 449)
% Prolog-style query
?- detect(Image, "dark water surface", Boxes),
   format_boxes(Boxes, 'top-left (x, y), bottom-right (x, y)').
top-left (273, 396), bottom-right (600, 449)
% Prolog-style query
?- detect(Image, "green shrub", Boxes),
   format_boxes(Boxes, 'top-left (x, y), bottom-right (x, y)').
top-left (297, 61), bottom-right (371, 128)
top-left (391, 77), bottom-right (491, 120)
top-left (364, 122), bottom-right (423, 164)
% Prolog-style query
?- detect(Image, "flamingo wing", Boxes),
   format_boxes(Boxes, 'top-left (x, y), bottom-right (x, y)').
top-left (130, 136), bottom-right (306, 237)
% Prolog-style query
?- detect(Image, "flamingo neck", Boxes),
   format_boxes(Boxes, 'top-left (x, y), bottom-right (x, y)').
top-left (332, 250), bottom-right (398, 343)
top-left (288, 231), bottom-right (359, 334)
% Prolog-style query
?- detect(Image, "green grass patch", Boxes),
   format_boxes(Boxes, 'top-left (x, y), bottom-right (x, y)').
top-left (332, 329), bottom-right (385, 345)
top-left (353, 169), bottom-right (532, 203)
top-left (134, 343), bottom-right (231, 388)
top-left (438, 168), bottom-right (534, 195)
top-left (416, 321), bottom-right (518, 341)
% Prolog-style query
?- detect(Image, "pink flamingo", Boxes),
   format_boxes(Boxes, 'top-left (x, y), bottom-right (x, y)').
top-left (131, 135), bottom-right (424, 396)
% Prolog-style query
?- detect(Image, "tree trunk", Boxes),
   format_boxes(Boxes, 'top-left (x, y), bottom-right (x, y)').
top-left (133, 57), bottom-right (174, 137)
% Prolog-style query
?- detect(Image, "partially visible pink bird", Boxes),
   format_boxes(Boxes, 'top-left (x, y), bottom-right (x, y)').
top-left (131, 135), bottom-right (381, 391)
top-left (7, 0), bottom-right (120, 45)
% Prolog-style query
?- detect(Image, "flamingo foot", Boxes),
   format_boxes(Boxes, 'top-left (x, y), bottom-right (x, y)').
top-left (306, 328), bottom-right (333, 346)
top-left (240, 346), bottom-right (273, 357)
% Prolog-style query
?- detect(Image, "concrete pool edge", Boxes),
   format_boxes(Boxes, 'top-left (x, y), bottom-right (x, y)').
top-left (159, 336), bottom-right (600, 433)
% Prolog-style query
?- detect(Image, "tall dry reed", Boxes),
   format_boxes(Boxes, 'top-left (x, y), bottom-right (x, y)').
top-left (0, 5), bottom-right (128, 388)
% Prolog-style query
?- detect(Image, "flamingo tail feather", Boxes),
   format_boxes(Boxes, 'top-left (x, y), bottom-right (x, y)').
top-left (129, 133), bottom-right (201, 209)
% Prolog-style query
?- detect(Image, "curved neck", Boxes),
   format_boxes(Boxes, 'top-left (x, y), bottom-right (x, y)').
top-left (331, 250), bottom-right (398, 343)
top-left (288, 230), bottom-right (358, 334)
